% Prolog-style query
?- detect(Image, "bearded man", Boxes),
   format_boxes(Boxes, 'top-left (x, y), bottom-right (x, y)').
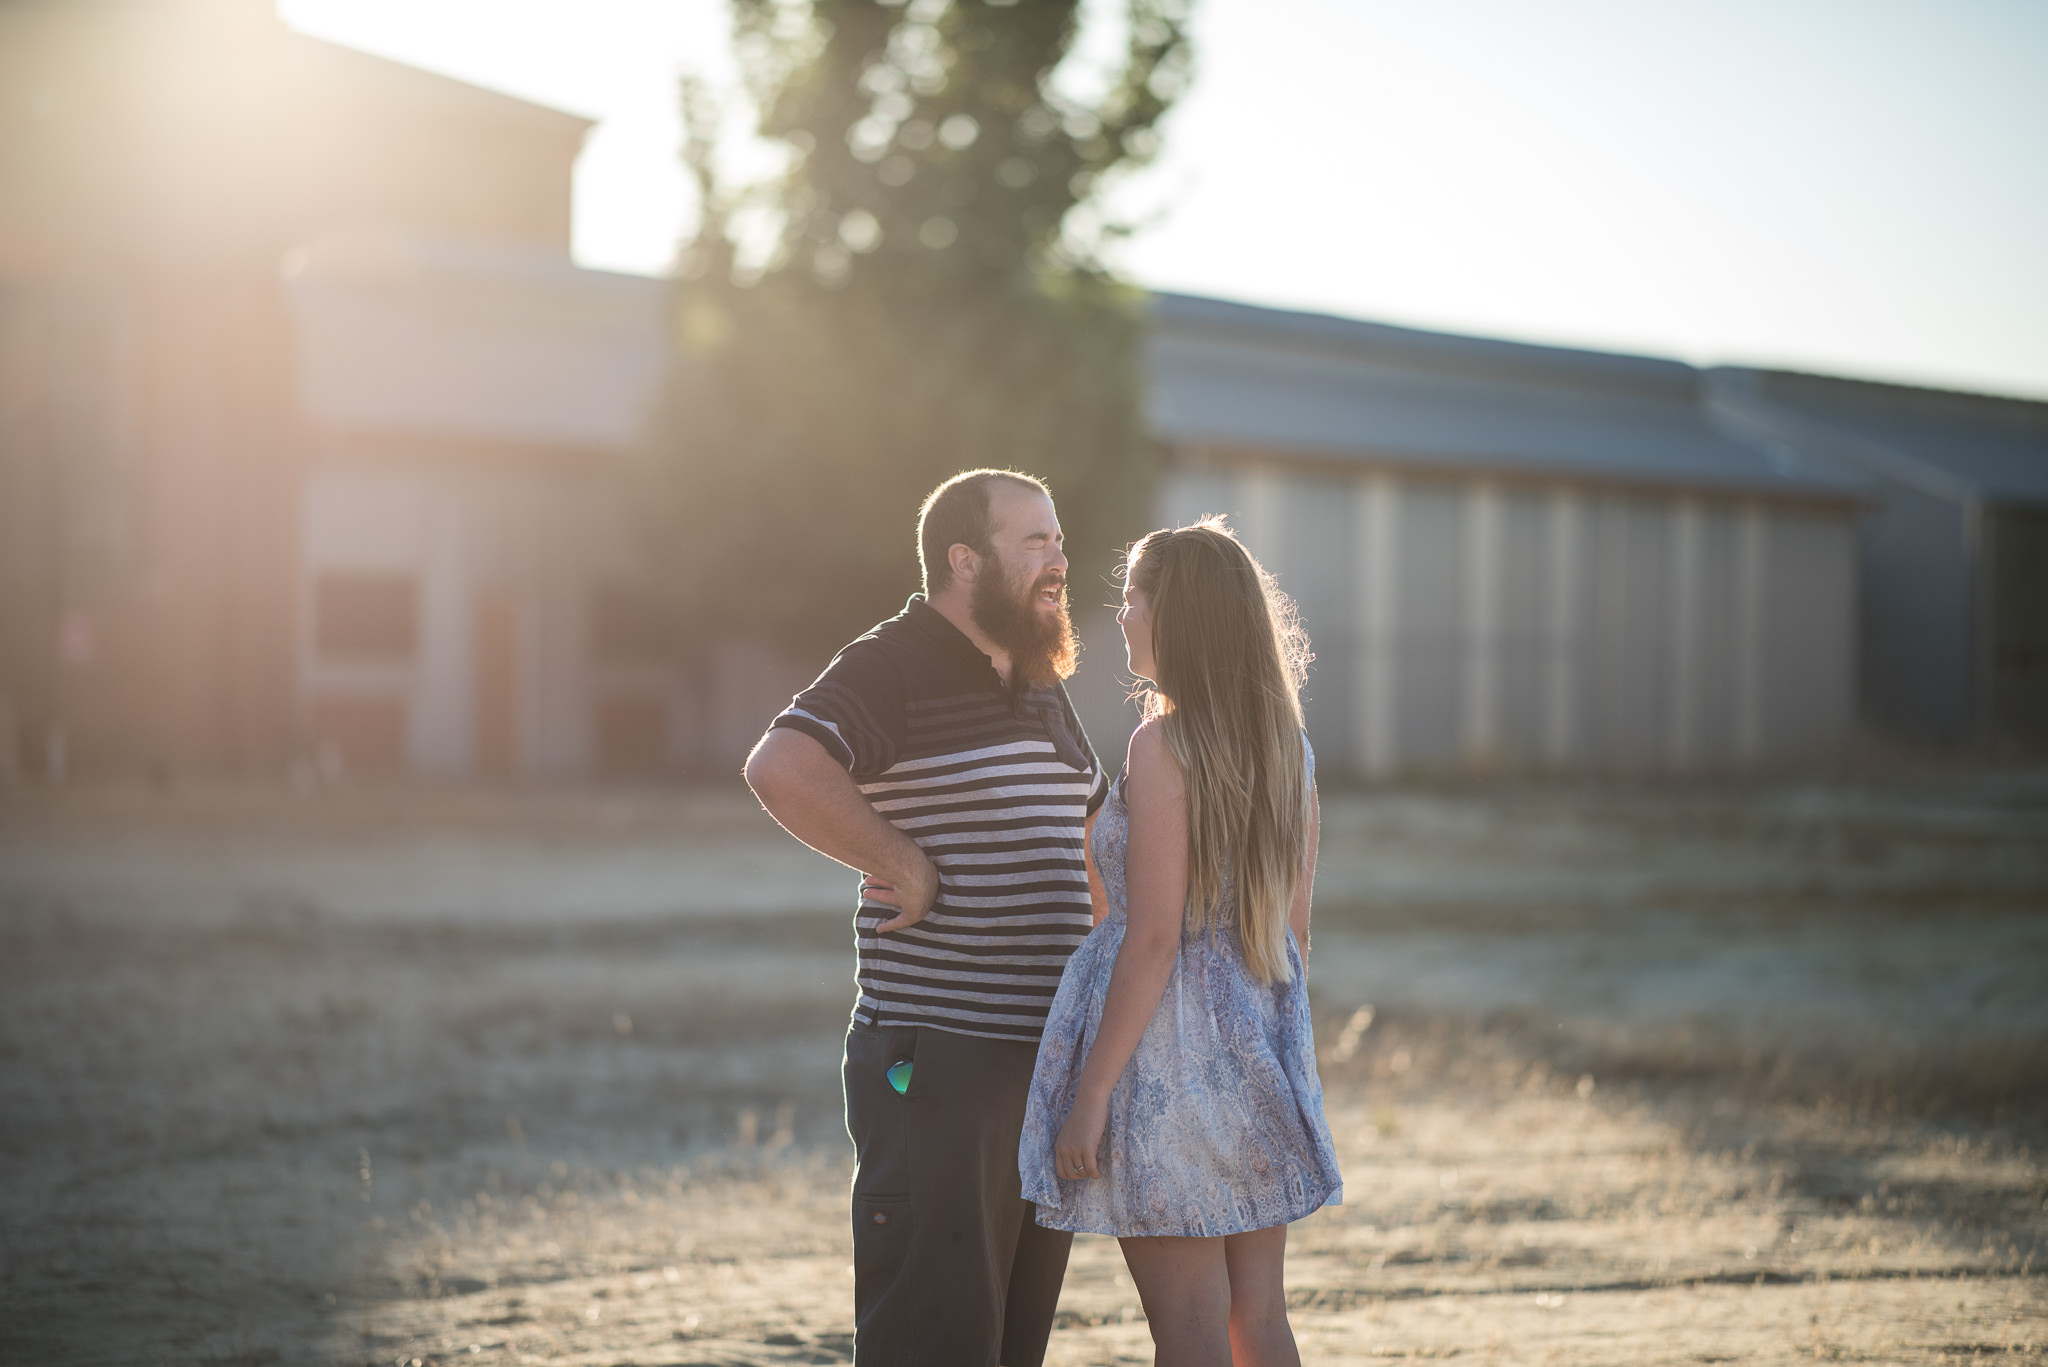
top-left (744, 469), bottom-right (1108, 1367)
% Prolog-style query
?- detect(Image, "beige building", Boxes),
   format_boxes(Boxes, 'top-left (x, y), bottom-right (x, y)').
top-left (0, 0), bottom-right (649, 782)
top-left (284, 229), bottom-right (675, 778)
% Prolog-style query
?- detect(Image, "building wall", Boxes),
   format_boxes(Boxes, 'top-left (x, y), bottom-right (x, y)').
top-left (1760, 508), bottom-right (1859, 757)
top-left (1856, 485), bottom-right (1977, 746)
top-left (1067, 459), bottom-right (1859, 777)
top-left (1709, 366), bottom-right (2048, 752)
top-left (0, 3), bottom-right (592, 780)
top-left (0, 277), bottom-right (299, 781)
top-left (1985, 505), bottom-right (2048, 750)
top-left (0, 289), bottom-right (127, 778)
top-left (297, 447), bottom-right (821, 783)
top-left (299, 447), bottom-right (700, 781)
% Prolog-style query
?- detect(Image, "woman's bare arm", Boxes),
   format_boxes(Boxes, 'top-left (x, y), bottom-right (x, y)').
top-left (1054, 720), bottom-right (1186, 1179)
top-left (1289, 782), bottom-right (1321, 961)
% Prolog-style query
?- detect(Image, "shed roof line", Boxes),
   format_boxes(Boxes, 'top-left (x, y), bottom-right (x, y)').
top-left (1149, 291), bottom-right (1699, 400)
top-left (1704, 370), bottom-right (1974, 506)
top-left (1176, 439), bottom-right (1863, 508)
top-left (1146, 292), bottom-right (1858, 500)
top-left (1717, 366), bottom-right (2048, 505)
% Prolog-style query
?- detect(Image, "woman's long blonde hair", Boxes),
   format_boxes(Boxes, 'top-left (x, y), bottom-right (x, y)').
top-left (1127, 518), bottom-right (1312, 983)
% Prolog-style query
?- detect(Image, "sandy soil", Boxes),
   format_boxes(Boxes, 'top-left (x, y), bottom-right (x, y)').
top-left (2, 772), bottom-right (2045, 1365)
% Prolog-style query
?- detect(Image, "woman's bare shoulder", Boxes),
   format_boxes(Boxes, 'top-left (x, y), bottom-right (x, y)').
top-left (1124, 718), bottom-right (1184, 804)
top-left (1125, 716), bottom-right (1169, 762)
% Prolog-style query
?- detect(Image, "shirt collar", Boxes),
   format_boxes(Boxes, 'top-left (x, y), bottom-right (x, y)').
top-left (902, 595), bottom-right (1029, 698)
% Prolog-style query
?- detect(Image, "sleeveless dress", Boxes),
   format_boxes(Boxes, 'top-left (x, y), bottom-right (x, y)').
top-left (1018, 741), bottom-right (1342, 1237)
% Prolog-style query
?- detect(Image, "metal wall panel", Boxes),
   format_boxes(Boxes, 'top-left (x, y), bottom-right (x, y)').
top-left (1154, 463), bottom-right (1859, 775)
top-left (1496, 491), bottom-right (1550, 761)
top-left (1760, 511), bottom-right (1856, 754)
top-left (1354, 475), bottom-right (1400, 776)
top-left (1691, 506), bottom-right (1741, 761)
top-left (1394, 483), bottom-right (1466, 765)
top-left (1271, 475), bottom-right (1357, 769)
top-left (1543, 491), bottom-right (1586, 766)
top-left (1583, 496), bottom-right (1671, 766)
top-left (1856, 484), bottom-right (1973, 744)
top-left (1986, 506), bottom-right (2048, 750)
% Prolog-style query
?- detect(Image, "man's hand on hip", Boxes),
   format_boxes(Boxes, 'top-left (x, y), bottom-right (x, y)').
top-left (744, 727), bottom-right (941, 934)
top-left (861, 858), bottom-right (940, 933)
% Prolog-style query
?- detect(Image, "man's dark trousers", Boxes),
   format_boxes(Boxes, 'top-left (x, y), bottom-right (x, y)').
top-left (844, 1022), bottom-right (1072, 1367)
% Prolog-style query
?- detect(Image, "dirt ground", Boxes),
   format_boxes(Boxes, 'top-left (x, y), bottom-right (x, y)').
top-left (2, 770), bottom-right (2046, 1366)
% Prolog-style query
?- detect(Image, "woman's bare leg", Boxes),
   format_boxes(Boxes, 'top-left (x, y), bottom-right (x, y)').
top-left (1118, 1235), bottom-right (1233, 1367)
top-left (1223, 1223), bottom-right (1298, 1367)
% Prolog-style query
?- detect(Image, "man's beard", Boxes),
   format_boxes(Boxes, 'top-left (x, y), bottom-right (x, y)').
top-left (970, 558), bottom-right (1079, 688)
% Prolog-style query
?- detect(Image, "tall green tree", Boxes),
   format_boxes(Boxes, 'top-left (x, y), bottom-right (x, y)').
top-left (642, 0), bottom-right (1193, 651)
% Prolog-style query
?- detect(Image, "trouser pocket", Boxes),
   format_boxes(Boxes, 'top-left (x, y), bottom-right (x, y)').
top-left (851, 1191), bottom-right (912, 1288)
top-left (844, 1023), bottom-right (918, 1198)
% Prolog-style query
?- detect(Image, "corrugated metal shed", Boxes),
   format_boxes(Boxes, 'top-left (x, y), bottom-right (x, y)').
top-left (1064, 295), bottom-right (1867, 777)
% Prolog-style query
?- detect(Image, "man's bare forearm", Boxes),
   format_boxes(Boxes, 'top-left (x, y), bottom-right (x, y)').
top-left (743, 728), bottom-right (935, 896)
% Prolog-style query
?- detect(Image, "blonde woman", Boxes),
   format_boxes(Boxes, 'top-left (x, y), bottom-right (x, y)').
top-left (1019, 519), bottom-right (1340, 1367)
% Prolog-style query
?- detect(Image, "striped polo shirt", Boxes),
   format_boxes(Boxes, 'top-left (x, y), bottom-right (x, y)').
top-left (771, 596), bottom-right (1109, 1041)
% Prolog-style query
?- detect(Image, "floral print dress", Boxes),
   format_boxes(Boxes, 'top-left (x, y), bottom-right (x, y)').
top-left (1018, 742), bottom-right (1342, 1237)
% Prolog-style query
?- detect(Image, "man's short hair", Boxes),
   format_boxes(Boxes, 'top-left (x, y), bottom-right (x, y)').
top-left (917, 469), bottom-right (1052, 594)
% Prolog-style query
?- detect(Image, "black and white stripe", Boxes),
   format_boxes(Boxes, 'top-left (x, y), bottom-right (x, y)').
top-left (852, 705), bottom-right (1095, 1040)
top-left (769, 596), bottom-right (1107, 1042)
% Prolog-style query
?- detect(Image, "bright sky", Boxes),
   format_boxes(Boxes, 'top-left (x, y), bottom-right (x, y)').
top-left (277, 0), bottom-right (2048, 400)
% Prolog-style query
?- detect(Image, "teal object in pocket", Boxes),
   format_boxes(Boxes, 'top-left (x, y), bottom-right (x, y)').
top-left (886, 1059), bottom-right (913, 1095)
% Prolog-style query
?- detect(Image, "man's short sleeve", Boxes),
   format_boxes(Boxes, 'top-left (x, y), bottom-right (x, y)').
top-left (769, 639), bottom-right (902, 778)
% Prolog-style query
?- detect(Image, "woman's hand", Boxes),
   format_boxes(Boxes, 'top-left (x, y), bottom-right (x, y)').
top-left (1054, 1093), bottom-right (1109, 1180)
